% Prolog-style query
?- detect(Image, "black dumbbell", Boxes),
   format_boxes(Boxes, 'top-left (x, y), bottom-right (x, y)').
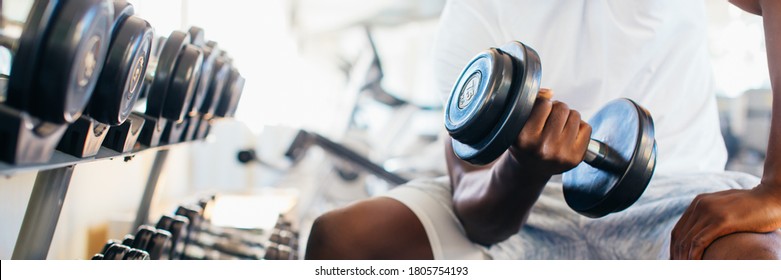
top-left (1, 0), bottom-right (112, 124)
top-left (146, 228), bottom-right (172, 260)
top-left (103, 243), bottom-right (131, 260)
top-left (121, 234), bottom-right (135, 246)
top-left (155, 215), bottom-right (189, 260)
top-left (123, 248), bottom-right (150, 260)
top-left (88, 0), bottom-right (153, 126)
top-left (56, 1), bottom-right (154, 158)
top-left (136, 30), bottom-right (203, 147)
top-left (91, 254), bottom-right (104, 260)
top-left (445, 41), bottom-right (657, 218)
top-left (131, 225), bottom-right (156, 249)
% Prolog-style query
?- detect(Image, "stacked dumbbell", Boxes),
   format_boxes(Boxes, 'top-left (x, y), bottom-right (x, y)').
top-left (0, 0), bottom-right (247, 164)
top-left (0, 0), bottom-right (112, 163)
top-left (263, 215), bottom-right (300, 260)
top-left (133, 26), bottom-right (245, 148)
top-left (92, 225), bottom-right (171, 260)
top-left (58, 0), bottom-right (153, 157)
top-left (93, 195), bottom-right (297, 260)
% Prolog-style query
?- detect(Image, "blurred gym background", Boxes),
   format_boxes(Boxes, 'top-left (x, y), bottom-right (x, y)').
top-left (0, 0), bottom-right (772, 259)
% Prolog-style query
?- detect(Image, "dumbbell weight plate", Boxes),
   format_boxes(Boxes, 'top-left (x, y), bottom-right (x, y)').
top-left (199, 57), bottom-right (229, 117)
top-left (146, 31), bottom-right (189, 126)
top-left (5, 0), bottom-right (56, 110)
top-left (111, 0), bottom-right (134, 28)
top-left (188, 26), bottom-right (206, 48)
top-left (146, 229), bottom-right (172, 260)
top-left (7, 0), bottom-right (112, 124)
top-left (156, 215), bottom-right (189, 260)
top-left (103, 244), bottom-right (131, 260)
top-left (188, 39), bottom-right (219, 116)
top-left (562, 98), bottom-right (657, 218)
top-left (215, 68), bottom-right (245, 118)
top-left (89, 16), bottom-right (153, 125)
top-left (123, 248), bottom-right (150, 260)
top-left (164, 44), bottom-right (203, 121)
top-left (447, 42), bottom-right (541, 164)
top-left (132, 225), bottom-right (156, 249)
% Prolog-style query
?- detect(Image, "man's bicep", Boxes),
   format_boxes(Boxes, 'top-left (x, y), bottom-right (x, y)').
top-left (305, 197), bottom-right (433, 260)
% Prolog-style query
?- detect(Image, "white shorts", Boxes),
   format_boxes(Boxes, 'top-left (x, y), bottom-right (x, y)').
top-left (381, 171), bottom-right (759, 259)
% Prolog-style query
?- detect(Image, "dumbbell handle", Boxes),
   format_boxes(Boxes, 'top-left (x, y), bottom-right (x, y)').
top-left (583, 139), bottom-right (628, 175)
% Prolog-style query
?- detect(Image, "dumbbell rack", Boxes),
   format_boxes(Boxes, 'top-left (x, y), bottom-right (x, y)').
top-left (1, 145), bottom-right (176, 260)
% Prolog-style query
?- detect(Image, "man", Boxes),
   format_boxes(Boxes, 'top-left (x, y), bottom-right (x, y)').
top-left (305, 0), bottom-right (781, 260)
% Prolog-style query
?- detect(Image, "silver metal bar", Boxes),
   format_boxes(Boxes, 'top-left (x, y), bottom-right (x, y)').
top-left (583, 139), bottom-right (627, 174)
top-left (133, 149), bottom-right (170, 231)
top-left (12, 165), bottom-right (75, 259)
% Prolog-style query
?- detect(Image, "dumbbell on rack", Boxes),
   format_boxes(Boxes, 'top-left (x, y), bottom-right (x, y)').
top-left (94, 225), bottom-right (171, 260)
top-left (58, 0), bottom-right (153, 157)
top-left (0, 0), bottom-right (112, 163)
top-left (134, 30), bottom-right (203, 147)
top-left (445, 41), bottom-right (657, 218)
top-left (93, 243), bottom-right (149, 260)
top-left (263, 216), bottom-right (300, 260)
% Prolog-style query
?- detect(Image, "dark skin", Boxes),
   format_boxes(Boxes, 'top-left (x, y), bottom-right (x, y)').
top-left (671, 0), bottom-right (781, 260)
top-left (305, 1), bottom-right (781, 260)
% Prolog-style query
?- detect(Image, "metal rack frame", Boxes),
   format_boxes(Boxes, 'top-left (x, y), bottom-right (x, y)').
top-left (2, 146), bottom-right (176, 259)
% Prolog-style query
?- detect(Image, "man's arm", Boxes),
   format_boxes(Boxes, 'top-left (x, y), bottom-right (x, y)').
top-left (670, 0), bottom-right (781, 260)
top-left (449, 90), bottom-right (591, 245)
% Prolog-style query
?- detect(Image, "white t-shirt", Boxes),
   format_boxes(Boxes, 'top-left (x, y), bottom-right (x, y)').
top-left (432, 0), bottom-right (727, 175)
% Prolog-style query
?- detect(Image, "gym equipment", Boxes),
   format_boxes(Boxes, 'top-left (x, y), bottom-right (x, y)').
top-left (0, 103), bottom-right (67, 164)
top-left (1, 0), bottom-right (112, 124)
top-left (123, 248), bottom-right (150, 260)
top-left (444, 41), bottom-right (657, 218)
top-left (136, 31), bottom-right (203, 147)
top-left (88, 0), bottom-right (153, 126)
top-left (56, 1), bottom-right (153, 158)
top-left (285, 129), bottom-right (409, 185)
top-left (145, 228), bottom-right (172, 260)
top-left (155, 215), bottom-right (189, 260)
top-left (102, 243), bottom-right (130, 260)
top-left (0, 0), bottom-right (112, 163)
top-left (102, 113), bottom-right (145, 153)
top-left (191, 42), bottom-right (231, 141)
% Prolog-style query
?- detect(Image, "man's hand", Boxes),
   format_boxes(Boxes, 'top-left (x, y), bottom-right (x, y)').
top-left (509, 89), bottom-right (592, 177)
top-left (670, 184), bottom-right (781, 259)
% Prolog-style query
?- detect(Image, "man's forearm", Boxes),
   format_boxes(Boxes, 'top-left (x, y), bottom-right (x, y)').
top-left (448, 146), bottom-right (550, 245)
top-left (760, 0), bottom-right (781, 193)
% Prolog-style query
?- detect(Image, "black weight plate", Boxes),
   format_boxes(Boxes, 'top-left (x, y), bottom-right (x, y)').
top-left (123, 248), bottom-right (150, 260)
top-left (146, 229), bottom-right (172, 260)
top-left (5, 0), bottom-right (57, 114)
top-left (103, 244), bottom-right (130, 260)
top-left (188, 26), bottom-right (206, 47)
top-left (445, 49), bottom-right (513, 144)
top-left (101, 239), bottom-right (118, 254)
top-left (189, 43), bottom-right (220, 116)
top-left (199, 56), bottom-right (229, 117)
top-left (111, 0), bottom-right (134, 32)
top-left (146, 31), bottom-right (188, 126)
top-left (89, 16), bottom-right (153, 125)
top-left (450, 42), bottom-right (541, 165)
top-left (215, 68), bottom-right (244, 118)
top-left (562, 98), bottom-right (656, 218)
top-left (121, 234), bottom-right (135, 246)
top-left (162, 44), bottom-right (202, 121)
top-left (132, 225), bottom-right (156, 249)
top-left (33, 0), bottom-right (112, 123)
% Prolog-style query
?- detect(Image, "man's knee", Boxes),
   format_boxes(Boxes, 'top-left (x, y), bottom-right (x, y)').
top-left (305, 209), bottom-right (368, 259)
top-left (304, 197), bottom-right (433, 260)
top-left (703, 230), bottom-right (781, 260)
